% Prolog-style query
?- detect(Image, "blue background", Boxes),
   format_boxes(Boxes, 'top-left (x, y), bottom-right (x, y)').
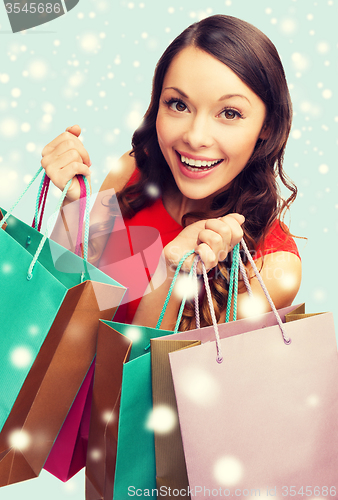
top-left (0, 0), bottom-right (337, 497)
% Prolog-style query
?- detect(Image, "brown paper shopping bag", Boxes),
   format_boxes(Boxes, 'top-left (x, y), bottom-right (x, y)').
top-left (150, 338), bottom-right (200, 494)
top-left (85, 320), bottom-right (132, 500)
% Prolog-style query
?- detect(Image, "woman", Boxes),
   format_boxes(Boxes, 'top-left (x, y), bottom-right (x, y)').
top-left (41, 15), bottom-right (301, 330)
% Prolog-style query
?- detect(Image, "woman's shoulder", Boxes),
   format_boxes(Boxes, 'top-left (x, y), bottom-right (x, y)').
top-left (254, 219), bottom-right (300, 260)
top-left (99, 150), bottom-right (137, 194)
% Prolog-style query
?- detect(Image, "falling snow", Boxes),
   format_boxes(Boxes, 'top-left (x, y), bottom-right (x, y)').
top-left (0, 2), bottom-right (337, 496)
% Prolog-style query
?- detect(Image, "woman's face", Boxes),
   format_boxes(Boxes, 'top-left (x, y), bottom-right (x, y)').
top-left (156, 46), bottom-right (268, 202)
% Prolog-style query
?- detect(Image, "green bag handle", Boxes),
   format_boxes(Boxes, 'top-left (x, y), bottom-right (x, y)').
top-left (0, 166), bottom-right (44, 230)
top-left (155, 249), bottom-right (195, 330)
top-left (225, 242), bottom-right (240, 322)
top-left (156, 243), bottom-right (241, 333)
top-left (0, 166), bottom-right (90, 282)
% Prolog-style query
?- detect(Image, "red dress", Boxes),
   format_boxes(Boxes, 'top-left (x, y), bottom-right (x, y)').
top-left (98, 196), bottom-right (300, 324)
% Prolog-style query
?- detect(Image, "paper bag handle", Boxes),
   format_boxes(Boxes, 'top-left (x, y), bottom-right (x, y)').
top-left (192, 242), bottom-right (247, 330)
top-left (27, 175), bottom-right (90, 280)
top-left (32, 173), bottom-right (51, 231)
top-left (239, 238), bottom-right (291, 345)
top-left (0, 166), bottom-right (91, 281)
top-left (201, 238), bottom-right (292, 361)
top-left (0, 166), bottom-right (44, 229)
top-left (181, 239), bottom-right (291, 362)
top-left (32, 173), bottom-right (86, 258)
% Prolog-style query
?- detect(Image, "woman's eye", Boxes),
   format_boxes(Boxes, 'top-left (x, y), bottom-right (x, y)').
top-left (164, 99), bottom-right (188, 112)
top-left (220, 109), bottom-right (242, 120)
top-left (174, 101), bottom-right (187, 112)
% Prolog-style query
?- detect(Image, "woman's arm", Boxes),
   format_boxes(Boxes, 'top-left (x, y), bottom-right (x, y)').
top-left (236, 252), bottom-right (302, 319)
top-left (41, 124), bottom-right (135, 256)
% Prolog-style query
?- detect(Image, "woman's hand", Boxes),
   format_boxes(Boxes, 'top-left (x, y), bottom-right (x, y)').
top-left (164, 213), bottom-right (245, 273)
top-left (41, 124), bottom-right (92, 202)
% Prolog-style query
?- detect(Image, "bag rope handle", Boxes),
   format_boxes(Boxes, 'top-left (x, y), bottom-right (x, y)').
top-left (202, 239), bottom-right (291, 356)
top-left (225, 243), bottom-right (240, 322)
top-left (27, 176), bottom-right (91, 281)
top-left (193, 256), bottom-right (200, 330)
top-left (32, 170), bottom-right (46, 229)
top-left (0, 165), bottom-right (91, 282)
top-left (155, 249), bottom-right (195, 330)
top-left (32, 173), bottom-right (51, 231)
top-left (239, 238), bottom-right (291, 345)
top-left (193, 244), bottom-right (241, 329)
top-left (198, 256), bottom-right (224, 363)
top-left (0, 166), bottom-right (44, 230)
top-left (169, 239), bottom-right (291, 362)
top-left (33, 173), bottom-right (87, 258)
top-left (74, 175), bottom-right (88, 257)
top-left (157, 245), bottom-right (242, 354)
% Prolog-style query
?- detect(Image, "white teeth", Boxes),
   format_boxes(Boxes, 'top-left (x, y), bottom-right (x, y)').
top-left (180, 154), bottom-right (220, 168)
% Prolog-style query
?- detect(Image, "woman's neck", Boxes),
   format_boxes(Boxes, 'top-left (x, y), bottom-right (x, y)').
top-left (162, 184), bottom-right (210, 225)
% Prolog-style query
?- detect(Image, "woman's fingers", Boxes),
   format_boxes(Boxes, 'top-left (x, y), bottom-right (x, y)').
top-left (218, 214), bottom-right (245, 247)
top-left (164, 214), bottom-right (245, 273)
top-left (195, 242), bottom-right (217, 271)
top-left (40, 125), bottom-right (92, 201)
top-left (65, 124), bottom-right (82, 136)
top-left (41, 131), bottom-right (91, 167)
top-left (196, 215), bottom-right (244, 269)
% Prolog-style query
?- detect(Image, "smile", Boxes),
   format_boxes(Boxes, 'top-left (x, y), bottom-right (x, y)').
top-left (176, 151), bottom-right (223, 172)
top-left (174, 151), bottom-right (224, 180)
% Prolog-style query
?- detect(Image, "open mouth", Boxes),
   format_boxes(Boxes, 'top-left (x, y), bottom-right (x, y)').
top-left (176, 151), bottom-right (223, 172)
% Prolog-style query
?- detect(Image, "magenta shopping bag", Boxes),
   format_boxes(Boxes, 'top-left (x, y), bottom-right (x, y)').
top-left (169, 246), bottom-right (338, 499)
top-left (43, 361), bottom-right (94, 481)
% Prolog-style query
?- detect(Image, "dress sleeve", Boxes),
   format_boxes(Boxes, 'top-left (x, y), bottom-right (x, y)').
top-left (253, 220), bottom-right (300, 261)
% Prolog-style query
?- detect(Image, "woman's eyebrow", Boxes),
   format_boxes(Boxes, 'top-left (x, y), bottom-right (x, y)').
top-left (163, 87), bottom-right (251, 105)
top-left (163, 86), bottom-right (188, 98)
top-left (218, 93), bottom-right (251, 104)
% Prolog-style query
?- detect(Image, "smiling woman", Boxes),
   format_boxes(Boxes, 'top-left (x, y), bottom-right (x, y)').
top-left (41, 14), bottom-right (301, 331)
top-left (156, 46), bottom-right (268, 210)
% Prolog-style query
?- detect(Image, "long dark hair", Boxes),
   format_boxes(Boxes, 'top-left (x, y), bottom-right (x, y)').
top-left (111, 15), bottom-right (297, 329)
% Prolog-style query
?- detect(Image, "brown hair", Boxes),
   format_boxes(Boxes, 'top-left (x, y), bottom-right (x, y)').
top-left (110, 15), bottom-right (297, 329)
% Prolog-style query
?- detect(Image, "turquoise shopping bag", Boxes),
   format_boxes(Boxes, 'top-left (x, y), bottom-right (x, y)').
top-left (0, 170), bottom-right (126, 486)
top-left (85, 320), bottom-right (174, 500)
top-left (85, 251), bottom-right (197, 499)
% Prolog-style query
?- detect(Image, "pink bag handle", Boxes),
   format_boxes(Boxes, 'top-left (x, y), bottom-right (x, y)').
top-left (33, 173), bottom-right (87, 258)
top-left (239, 238), bottom-right (291, 345)
top-left (32, 174), bottom-right (51, 231)
top-left (192, 245), bottom-right (249, 330)
top-left (192, 238), bottom-right (291, 363)
top-left (74, 175), bottom-right (87, 257)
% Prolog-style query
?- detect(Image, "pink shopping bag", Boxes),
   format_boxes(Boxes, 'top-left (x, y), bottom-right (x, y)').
top-left (169, 247), bottom-right (338, 499)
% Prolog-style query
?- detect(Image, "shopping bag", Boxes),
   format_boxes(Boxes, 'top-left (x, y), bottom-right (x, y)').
top-left (169, 243), bottom-right (338, 498)
top-left (86, 249), bottom-right (302, 499)
top-left (43, 360), bottom-right (95, 481)
top-left (42, 175), bottom-right (96, 482)
top-left (105, 252), bottom-right (199, 498)
top-left (85, 320), bottom-right (175, 500)
top-left (0, 169), bottom-right (126, 486)
top-left (150, 338), bottom-right (200, 494)
top-left (151, 274), bottom-right (304, 498)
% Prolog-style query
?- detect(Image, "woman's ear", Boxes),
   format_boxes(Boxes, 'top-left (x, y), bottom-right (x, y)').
top-left (259, 122), bottom-right (270, 140)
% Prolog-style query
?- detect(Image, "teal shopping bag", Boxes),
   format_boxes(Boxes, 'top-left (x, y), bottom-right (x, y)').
top-left (85, 320), bottom-right (174, 500)
top-left (0, 170), bottom-right (126, 486)
top-left (85, 251), bottom-right (197, 499)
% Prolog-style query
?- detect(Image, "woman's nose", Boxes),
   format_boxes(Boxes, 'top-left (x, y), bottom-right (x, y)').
top-left (182, 115), bottom-right (214, 149)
